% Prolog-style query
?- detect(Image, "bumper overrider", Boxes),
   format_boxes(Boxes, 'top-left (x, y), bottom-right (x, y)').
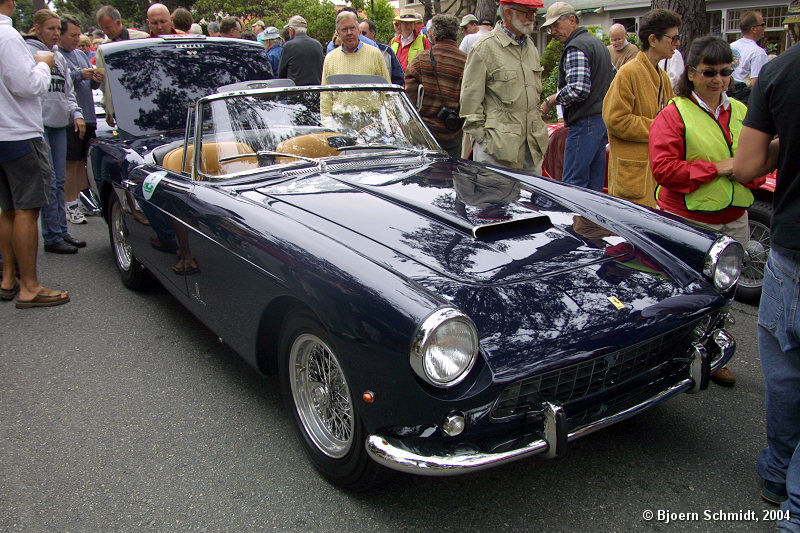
top-left (366, 325), bottom-right (735, 475)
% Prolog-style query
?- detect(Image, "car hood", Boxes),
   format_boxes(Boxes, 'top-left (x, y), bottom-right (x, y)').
top-left (247, 156), bottom-right (675, 286)
top-left (241, 156), bottom-right (722, 382)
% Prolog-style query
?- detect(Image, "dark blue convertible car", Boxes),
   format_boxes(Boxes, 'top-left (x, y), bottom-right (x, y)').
top-left (89, 36), bottom-right (742, 490)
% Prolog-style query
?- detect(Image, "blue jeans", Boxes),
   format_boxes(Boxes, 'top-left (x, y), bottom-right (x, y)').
top-left (562, 114), bottom-right (607, 192)
top-left (41, 126), bottom-right (68, 245)
top-left (756, 249), bottom-right (800, 531)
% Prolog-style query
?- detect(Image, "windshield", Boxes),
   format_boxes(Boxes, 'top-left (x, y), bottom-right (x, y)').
top-left (194, 87), bottom-right (440, 179)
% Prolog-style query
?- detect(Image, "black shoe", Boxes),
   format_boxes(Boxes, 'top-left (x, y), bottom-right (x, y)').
top-left (44, 240), bottom-right (78, 254)
top-left (762, 479), bottom-right (788, 505)
top-left (63, 233), bottom-right (87, 248)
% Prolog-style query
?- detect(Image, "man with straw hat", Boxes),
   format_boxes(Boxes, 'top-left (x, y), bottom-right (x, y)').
top-left (389, 9), bottom-right (430, 70)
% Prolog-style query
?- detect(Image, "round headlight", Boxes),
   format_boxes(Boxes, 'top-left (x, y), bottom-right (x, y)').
top-left (703, 236), bottom-right (744, 291)
top-left (410, 308), bottom-right (478, 388)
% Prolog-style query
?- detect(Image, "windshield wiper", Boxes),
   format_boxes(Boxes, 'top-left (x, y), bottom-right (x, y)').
top-left (219, 150), bottom-right (327, 171)
top-left (336, 143), bottom-right (428, 155)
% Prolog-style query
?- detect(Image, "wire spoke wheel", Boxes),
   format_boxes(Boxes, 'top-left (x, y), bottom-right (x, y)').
top-left (736, 201), bottom-right (772, 305)
top-left (289, 333), bottom-right (354, 458)
top-left (740, 218), bottom-right (770, 288)
top-left (108, 192), bottom-right (148, 289)
top-left (111, 197), bottom-right (133, 272)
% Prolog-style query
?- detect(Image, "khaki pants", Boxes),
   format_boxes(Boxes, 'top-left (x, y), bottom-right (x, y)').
top-left (703, 211), bottom-right (750, 246)
top-left (472, 139), bottom-right (541, 175)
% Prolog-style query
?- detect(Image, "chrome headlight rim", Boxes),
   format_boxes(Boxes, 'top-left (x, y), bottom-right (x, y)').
top-left (703, 235), bottom-right (744, 291)
top-left (410, 308), bottom-right (479, 389)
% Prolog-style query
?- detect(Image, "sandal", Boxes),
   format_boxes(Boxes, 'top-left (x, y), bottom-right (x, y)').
top-left (1, 280), bottom-right (20, 301)
top-left (15, 290), bottom-right (70, 309)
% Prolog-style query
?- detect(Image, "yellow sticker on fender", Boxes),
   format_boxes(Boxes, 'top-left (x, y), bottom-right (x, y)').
top-left (608, 296), bottom-right (626, 310)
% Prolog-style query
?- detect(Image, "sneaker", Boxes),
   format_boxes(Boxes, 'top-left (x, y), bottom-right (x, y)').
top-left (762, 479), bottom-right (788, 505)
top-left (66, 203), bottom-right (87, 224)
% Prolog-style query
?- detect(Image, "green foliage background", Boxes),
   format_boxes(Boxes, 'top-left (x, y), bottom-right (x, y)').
top-left (35, 0), bottom-right (398, 45)
top-left (191, 0), bottom-right (397, 44)
top-left (11, 0), bottom-right (35, 32)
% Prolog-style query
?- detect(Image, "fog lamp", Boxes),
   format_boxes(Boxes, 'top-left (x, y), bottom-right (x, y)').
top-left (442, 413), bottom-right (465, 436)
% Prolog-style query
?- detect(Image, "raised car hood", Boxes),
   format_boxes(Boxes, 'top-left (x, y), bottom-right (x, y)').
top-left (250, 157), bottom-right (666, 286)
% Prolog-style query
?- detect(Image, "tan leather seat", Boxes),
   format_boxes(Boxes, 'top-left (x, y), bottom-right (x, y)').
top-left (274, 132), bottom-right (343, 164)
top-left (161, 141), bottom-right (257, 177)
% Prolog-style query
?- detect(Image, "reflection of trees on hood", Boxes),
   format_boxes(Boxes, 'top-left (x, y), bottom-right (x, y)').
top-left (420, 264), bottom-right (683, 381)
top-left (134, 87), bottom-right (191, 131)
top-left (400, 219), bottom-right (481, 274)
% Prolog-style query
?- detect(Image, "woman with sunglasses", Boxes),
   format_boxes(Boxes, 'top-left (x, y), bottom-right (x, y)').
top-left (649, 35), bottom-right (766, 386)
top-left (603, 8), bottom-right (682, 208)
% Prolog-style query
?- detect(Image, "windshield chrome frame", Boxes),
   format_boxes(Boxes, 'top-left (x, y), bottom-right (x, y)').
top-left (191, 84), bottom-right (442, 180)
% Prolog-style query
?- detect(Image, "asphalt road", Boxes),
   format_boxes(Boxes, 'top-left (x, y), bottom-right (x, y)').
top-left (0, 217), bottom-right (776, 532)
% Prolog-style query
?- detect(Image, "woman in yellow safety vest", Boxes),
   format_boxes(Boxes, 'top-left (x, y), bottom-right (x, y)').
top-left (649, 35), bottom-right (765, 386)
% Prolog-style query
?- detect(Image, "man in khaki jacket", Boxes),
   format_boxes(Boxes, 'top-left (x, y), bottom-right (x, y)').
top-left (459, 0), bottom-right (549, 172)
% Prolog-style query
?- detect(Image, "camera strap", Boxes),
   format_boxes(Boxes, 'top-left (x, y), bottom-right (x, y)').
top-left (428, 47), bottom-right (447, 109)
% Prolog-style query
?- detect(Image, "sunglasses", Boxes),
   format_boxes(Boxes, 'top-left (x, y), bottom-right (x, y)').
top-left (690, 66), bottom-right (734, 78)
top-left (752, 22), bottom-right (766, 27)
top-left (662, 33), bottom-right (680, 44)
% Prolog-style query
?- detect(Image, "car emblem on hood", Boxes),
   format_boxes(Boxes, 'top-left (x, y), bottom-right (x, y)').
top-left (607, 296), bottom-right (626, 310)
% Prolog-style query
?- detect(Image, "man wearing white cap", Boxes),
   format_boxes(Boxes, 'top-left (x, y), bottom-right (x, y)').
top-left (259, 26), bottom-right (283, 74)
top-left (460, 0), bottom-right (549, 172)
top-left (390, 9), bottom-right (430, 70)
top-left (277, 15), bottom-right (324, 85)
top-left (539, 1), bottom-right (613, 191)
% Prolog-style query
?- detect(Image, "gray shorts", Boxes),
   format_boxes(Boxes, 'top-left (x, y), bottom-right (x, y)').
top-left (0, 138), bottom-right (52, 210)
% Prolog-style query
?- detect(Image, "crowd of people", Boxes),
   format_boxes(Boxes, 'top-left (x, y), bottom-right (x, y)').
top-left (1, 0), bottom-right (798, 527)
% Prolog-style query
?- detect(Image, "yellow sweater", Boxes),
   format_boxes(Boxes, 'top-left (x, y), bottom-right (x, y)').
top-left (321, 44), bottom-right (390, 84)
top-left (321, 44), bottom-right (391, 122)
top-left (602, 51), bottom-right (674, 208)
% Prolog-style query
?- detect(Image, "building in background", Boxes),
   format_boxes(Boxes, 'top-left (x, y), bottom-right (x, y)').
top-left (399, 0), bottom-right (794, 53)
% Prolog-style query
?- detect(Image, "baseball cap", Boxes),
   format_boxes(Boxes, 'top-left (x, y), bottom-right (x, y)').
top-left (460, 14), bottom-right (478, 27)
top-left (261, 26), bottom-right (280, 39)
top-left (284, 15), bottom-right (307, 29)
top-left (540, 1), bottom-right (576, 28)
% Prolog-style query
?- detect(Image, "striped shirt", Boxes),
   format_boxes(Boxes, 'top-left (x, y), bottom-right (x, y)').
top-left (404, 40), bottom-right (467, 141)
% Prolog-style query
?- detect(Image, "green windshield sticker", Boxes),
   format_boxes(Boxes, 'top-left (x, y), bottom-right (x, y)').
top-left (143, 171), bottom-right (167, 201)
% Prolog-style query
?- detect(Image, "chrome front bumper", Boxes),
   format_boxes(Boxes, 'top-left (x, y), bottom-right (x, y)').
top-left (366, 328), bottom-right (735, 476)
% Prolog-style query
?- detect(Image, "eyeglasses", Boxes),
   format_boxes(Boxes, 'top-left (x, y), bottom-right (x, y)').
top-left (509, 6), bottom-right (538, 18)
top-left (545, 14), bottom-right (575, 33)
top-left (361, 30), bottom-right (368, 35)
top-left (690, 66), bottom-right (734, 78)
top-left (662, 33), bottom-right (680, 44)
top-left (753, 22), bottom-right (766, 27)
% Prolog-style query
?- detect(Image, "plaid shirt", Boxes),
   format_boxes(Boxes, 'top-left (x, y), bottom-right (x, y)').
top-left (501, 24), bottom-right (527, 47)
top-left (555, 48), bottom-right (591, 108)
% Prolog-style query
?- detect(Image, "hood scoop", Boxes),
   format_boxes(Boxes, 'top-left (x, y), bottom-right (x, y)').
top-left (472, 214), bottom-right (552, 241)
top-left (330, 175), bottom-right (552, 241)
